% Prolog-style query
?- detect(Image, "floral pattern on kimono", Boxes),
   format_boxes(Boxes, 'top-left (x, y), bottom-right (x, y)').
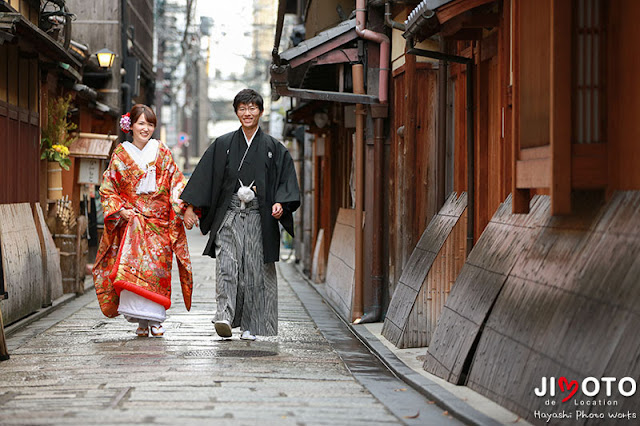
top-left (92, 141), bottom-right (193, 318)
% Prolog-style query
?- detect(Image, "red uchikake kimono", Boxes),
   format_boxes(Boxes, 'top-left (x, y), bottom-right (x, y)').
top-left (92, 142), bottom-right (193, 318)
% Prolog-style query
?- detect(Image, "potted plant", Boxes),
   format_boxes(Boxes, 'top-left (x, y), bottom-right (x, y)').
top-left (41, 94), bottom-right (77, 200)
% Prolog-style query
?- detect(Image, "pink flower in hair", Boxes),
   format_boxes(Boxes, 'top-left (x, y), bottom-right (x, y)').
top-left (120, 112), bottom-right (131, 133)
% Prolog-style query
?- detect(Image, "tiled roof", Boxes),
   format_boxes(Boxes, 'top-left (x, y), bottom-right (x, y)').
top-left (403, 0), bottom-right (453, 37)
top-left (280, 19), bottom-right (356, 62)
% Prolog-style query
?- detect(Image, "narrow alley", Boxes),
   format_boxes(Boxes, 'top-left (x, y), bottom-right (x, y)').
top-left (0, 229), bottom-right (460, 425)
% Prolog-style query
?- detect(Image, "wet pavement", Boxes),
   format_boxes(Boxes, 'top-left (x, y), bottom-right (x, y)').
top-left (0, 229), bottom-right (461, 425)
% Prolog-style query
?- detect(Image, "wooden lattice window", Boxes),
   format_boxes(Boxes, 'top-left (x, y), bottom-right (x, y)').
top-left (573, 0), bottom-right (607, 144)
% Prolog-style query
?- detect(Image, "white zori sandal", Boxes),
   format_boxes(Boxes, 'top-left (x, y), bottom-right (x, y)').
top-left (149, 323), bottom-right (165, 337)
top-left (136, 320), bottom-right (149, 337)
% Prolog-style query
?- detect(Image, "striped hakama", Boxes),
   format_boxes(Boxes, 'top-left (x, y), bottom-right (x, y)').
top-left (214, 194), bottom-right (278, 336)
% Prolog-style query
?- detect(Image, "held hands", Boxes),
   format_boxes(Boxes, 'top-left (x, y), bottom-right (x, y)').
top-left (272, 202), bottom-right (283, 219)
top-left (184, 205), bottom-right (199, 230)
top-left (120, 208), bottom-right (136, 221)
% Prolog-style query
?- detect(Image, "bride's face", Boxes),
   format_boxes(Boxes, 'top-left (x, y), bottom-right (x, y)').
top-left (131, 113), bottom-right (155, 143)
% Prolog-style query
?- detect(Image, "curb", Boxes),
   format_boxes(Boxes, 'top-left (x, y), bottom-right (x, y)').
top-left (5, 277), bottom-right (94, 338)
top-left (288, 262), bottom-right (502, 426)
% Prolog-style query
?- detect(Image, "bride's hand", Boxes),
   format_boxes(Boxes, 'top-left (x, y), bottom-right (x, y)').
top-left (184, 206), bottom-right (198, 230)
top-left (120, 208), bottom-right (135, 221)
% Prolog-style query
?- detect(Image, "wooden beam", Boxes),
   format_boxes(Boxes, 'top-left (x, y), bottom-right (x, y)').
top-left (444, 28), bottom-right (483, 40)
top-left (550, 0), bottom-right (572, 215)
top-left (441, 12), bottom-right (500, 38)
top-left (511, 0), bottom-right (531, 213)
top-left (314, 48), bottom-right (358, 66)
top-left (516, 157), bottom-right (551, 189)
top-left (436, 0), bottom-right (497, 24)
top-left (519, 145), bottom-right (550, 161)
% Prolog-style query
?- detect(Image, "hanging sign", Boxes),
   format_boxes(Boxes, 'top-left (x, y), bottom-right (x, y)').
top-left (77, 158), bottom-right (103, 185)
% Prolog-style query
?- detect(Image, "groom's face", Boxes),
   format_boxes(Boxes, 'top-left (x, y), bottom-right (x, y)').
top-left (236, 103), bottom-right (263, 130)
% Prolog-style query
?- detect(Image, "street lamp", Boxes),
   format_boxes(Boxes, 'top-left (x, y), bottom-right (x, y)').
top-left (96, 48), bottom-right (115, 69)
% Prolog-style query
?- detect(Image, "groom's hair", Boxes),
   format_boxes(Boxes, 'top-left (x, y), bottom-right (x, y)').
top-left (233, 89), bottom-right (264, 112)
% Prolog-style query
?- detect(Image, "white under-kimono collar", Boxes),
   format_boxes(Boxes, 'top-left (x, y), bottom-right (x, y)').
top-left (122, 139), bottom-right (159, 194)
top-left (242, 127), bottom-right (259, 147)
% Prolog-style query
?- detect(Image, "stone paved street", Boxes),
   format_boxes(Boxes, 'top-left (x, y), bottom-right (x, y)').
top-left (0, 229), bottom-right (460, 425)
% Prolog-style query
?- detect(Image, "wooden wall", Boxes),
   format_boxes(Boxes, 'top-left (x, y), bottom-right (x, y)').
top-left (65, 0), bottom-right (121, 110)
top-left (311, 115), bottom-right (353, 279)
top-left (389, 63), bottom-right (438, 296)
top-left (474, 32), bottom-right (508, 237)
top-left (608, 0), bottom-right (640, 191)
top-left (0, 43), bottom-right (40, 205)
top-left (7, 0), bottom-right (38, 23)
top-left (449, 31), bottom-right (510, 241)
top-left (304, 0), bottom-right (354, 38)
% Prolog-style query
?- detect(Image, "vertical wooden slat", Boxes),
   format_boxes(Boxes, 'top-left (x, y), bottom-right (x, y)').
top-left (0, 113), bottom-right (6, 203)
top-left (0, 44), bottom-right (7, 102)
top-left (403, 48), bottom-right (417, 267)
top-left (0, 305), bottom-right (8, 361)
top-left (8, 114), bottom-right (19, 202)
top-left (29, 59), bottom-right (38, 113)
top-left (322, 134), bottom-right (332, 263)
top-left (599, 0), bottom-right (607, 146)
top-left (7, 45), bottom-right (18, 106)
top-left (511, 0), bottom-right (531, 213)
top-left (18, 57), bottom-right (29, 110)
top-left (501, 1), bottom-right (513, 204)
top-left (550, 0), bottom-right (572, 215)
top-left (312, 135), bottom-right (319, 251)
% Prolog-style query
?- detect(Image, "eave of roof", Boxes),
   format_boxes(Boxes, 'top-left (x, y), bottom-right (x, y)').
top-left (0, 12), bottom-right (82, 72)
top-left (280, 19), bottom-right (357, 63)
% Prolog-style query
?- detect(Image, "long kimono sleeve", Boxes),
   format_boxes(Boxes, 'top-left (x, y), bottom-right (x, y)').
top-left (166, 154), bottom-right (193, 311)
top-left (100, 165), bottom-right (129, 220)
top-left (275, 145), bottom-right (301, 237)
top-left (93, 158), bottom-right (130, 317)
top-left (169, 162), bottom-right (188, 218)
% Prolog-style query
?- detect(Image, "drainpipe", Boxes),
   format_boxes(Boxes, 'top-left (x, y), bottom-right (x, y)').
top-left (352, 64), bottom-right (365, 323)
top-left (359, 113), bottom-right (385, 323)
top-left (354, 0), bottom-right (389, 324)
top-left (406, 43), bottom-right (475, 254)
top-left (272, 0), bottom-right (288, 66)
top-left (384, 1), bottom-right (406, 31)
top-left (270, 1), bottom-right (391, 323)
top-left (355, 0), bottom-right (390, 103)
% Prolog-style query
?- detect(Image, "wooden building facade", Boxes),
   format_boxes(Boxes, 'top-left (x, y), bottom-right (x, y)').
top-left (1, 0), bottom-right (154, 353)
top-left (274, 0), bottom-right (640, 420)
top-left (0, 0), bottom-right (83, 346)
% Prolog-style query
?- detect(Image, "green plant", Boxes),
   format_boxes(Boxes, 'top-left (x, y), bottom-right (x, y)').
top-left (41, 94), bottom-right (77, 170)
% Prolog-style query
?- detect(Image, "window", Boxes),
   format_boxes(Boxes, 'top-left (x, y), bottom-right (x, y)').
top-left (573, 0), bottom-right (607, 144)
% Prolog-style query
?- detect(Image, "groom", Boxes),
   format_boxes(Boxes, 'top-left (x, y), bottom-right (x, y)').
top-left (181, 89), bottom-right (300, 340)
